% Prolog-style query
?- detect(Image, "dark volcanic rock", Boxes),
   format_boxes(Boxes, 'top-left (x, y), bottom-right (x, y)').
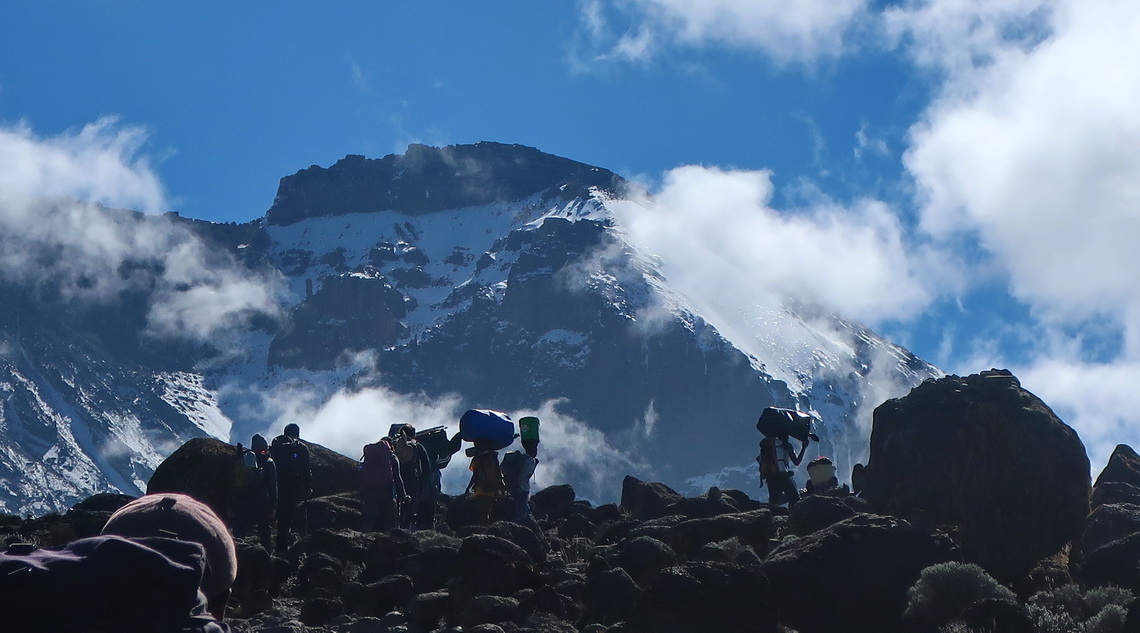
top-left (266, 142), bottom-right (624, 226)
top-left (269, 273), bottom-right (407, 370)
top-left (582, 567), bottom-right (640, 626)
top-left (666, 509), bottom-right (775, 560)
top-left (146, 437), bottom-right (243, 521)
top-left (1092, 445), bottom-right (1140, 508)
top-left (786, 494), bottom-right (865, 536)
top-left (761, 514), bottom-right (961, 633)
top-left (612, 536), bottom-right (678, 585)
top-left (1070, 503), bottom-right (1140, 590)
top-left (451, 534), bottom-right (535, 611)
top-left (624, 561), bottom-right (775, 633)
top-left (620, 476), bottom-right (682, 521)
top-left (862, 369), bottom-right (1089, 583)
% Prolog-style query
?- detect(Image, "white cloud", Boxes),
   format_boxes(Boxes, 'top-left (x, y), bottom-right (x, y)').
top-left (615, 165), bottom-right (934, 325)
top-left (581, 0), bottom-right (870, 65)
top-left (896, 0), bottom-right (1140, 462)
top-left (0, 119), bottom-right (282, 344)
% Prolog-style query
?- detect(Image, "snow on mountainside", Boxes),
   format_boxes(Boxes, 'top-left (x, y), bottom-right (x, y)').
top-left (0, 142), bottom-right (941, 515)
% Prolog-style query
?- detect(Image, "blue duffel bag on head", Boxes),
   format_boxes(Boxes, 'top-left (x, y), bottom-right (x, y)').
top-left (459, 409), bottom-right (516, 450)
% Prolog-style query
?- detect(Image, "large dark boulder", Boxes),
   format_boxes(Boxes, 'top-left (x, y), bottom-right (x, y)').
top-left (862, 369), bottom-right (1089, 583)
top-left (786, 494), bottom-right (866, 536)
top-left (620, 476), bottom-right (682, 521)
top-left (147, 437), bottom-right (360, 527)
top-left (582, 567), bottom-right (641, 626)
top-left (146, 438), bottom-right (243, 521)
top-left (761, 514), bottom-right (960, 633)
top-left (624, 561), bottom-right (775, 633)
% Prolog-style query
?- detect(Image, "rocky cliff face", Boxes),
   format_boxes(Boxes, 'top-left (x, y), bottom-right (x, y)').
top-left (266, 142), bottom-right (624, 226)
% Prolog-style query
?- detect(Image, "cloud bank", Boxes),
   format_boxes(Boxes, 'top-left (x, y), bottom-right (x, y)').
top-left (0, 118), bottom-right (282, 344)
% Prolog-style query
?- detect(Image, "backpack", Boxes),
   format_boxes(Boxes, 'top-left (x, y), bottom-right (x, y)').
top-left (271, 434), bottom-right (308, 484)
top-left (392, 435), bottom-right (415, 464)
top-left (759, 437), bottom-right (782, 479)
top-left (361, 441), bottom-right (395, 488)
top-left (0, 535), bottom-right (216, 632)
top-left (501, 450), bottom-right (526, 489)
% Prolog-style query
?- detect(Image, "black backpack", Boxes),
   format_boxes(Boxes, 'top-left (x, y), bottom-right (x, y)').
top-left (501, 450), bottom-right (526, 489)
top-left (270, 434), bottom-right (308, 484)
top-left (0, 535), bottom-right (222, 632)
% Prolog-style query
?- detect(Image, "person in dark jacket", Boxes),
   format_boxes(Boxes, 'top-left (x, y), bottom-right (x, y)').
top-left (233, 433), bottom-right (278, 552)
top-left (392, 424), bottom-right (434, 530)
top-left (270, 423), bottom-right (311, 551)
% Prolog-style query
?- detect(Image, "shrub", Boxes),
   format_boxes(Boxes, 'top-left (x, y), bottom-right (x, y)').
top-left (903, 562), bottom-right (1018, 632)
top-left (1028, 583), bottom-right (1132, 633)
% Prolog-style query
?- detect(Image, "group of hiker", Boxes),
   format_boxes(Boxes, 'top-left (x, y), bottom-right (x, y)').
top-left (230, 423), bottom-right (311, 554)
top-left (755, 406), bottom-right (848, 507)
top-left (357, 410), bottom-right (541, 530)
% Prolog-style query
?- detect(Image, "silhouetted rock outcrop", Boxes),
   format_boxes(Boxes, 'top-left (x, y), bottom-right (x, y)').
top-left (862, 369), bottom-right (1090, 583)
top-left (761, 514), bottom-right (961, 633)
top-left (1092, 444), bottom-right (1140, 508)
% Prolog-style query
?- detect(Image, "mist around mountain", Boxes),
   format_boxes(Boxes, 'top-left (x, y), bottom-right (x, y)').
top-left (0, 141), bottom-right (941, 515)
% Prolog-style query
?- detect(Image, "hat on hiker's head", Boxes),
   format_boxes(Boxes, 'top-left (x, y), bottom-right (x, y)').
top-left (251, 433), bottom-right (269, 453)
top-left (284, 423), bottom-right (300, 438)
top-left (101, 493), bottom-right (237, 600)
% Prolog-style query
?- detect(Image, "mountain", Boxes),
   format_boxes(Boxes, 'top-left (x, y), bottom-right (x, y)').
top-left (0, 142), bottom-right (941, 515)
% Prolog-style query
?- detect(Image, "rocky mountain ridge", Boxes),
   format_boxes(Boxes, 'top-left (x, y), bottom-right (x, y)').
top-left (0, 141), bottom-right (940, 515)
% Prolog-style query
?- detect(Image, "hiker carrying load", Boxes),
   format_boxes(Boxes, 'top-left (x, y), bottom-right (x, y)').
top-left (359, 436), bottom-right (407, 532)
top-left (756, 407), bottom-right (817, 507)
top-left (390, 424), bottom-right (434, 531)
top-left (502, 416), bottom-right (540, 522)
top-left (459, 409), bottom-right (516, 525)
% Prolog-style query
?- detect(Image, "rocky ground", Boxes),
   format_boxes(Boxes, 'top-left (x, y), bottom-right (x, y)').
top-left (6, 369), bottom-right (1140, 633)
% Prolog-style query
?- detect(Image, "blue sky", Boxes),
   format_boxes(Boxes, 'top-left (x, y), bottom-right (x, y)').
top-left (3, 1), bottom-right (1140, 471)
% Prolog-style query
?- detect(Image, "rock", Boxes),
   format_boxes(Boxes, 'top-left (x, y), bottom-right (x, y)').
top-left (461, 595), bottom-right (520, 629)
top-left (661, 488), bottom-right (739, 519)
top-left (290, 527), bottom-right (374, 565)
top-left (531, 484), bottom-right (578, 518)
top-left (231, 539), bottom-right (277, 617)
top-left (300, 596), bottom-right (344, 626)
top-left (488, 519), bottom-right (549, 562)
top-left (451, 534), bottom-right (535, 610)
top-left (666, 509), bottom-right (775, 560)
top-left (300, 492), bottom-right (364, 535)
top-left (1070, 503), bottom-right (1140, 589)
top-left (862, 369), bottom-right (1090, 582)
top-left (1093, 445), bottom-right (1140, 509)
top-left (620, 477), bottom-right (682, 521)
top-left (582, 567), bottom-right (640, 626)
top-left (266, 143), bottom-right (623, 226)
top-left (349, 574), bottom-right (414, 617)
top-left (402, 544), bottom-right (461, 592)
top-left (146, 438), bottom-right (243, 521)
top-left (787, 494), bottom-right (859, 536)
top-left (406, 590), bottom-right (451, 632)
top-left (624, 562), bottom-right (774, 633)
top-left (612, 536), bottom-right (678, 585)
top-left (299, 552), bottom-right (346, 595)
top-left (761, 514), bottom-right (960, 633)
